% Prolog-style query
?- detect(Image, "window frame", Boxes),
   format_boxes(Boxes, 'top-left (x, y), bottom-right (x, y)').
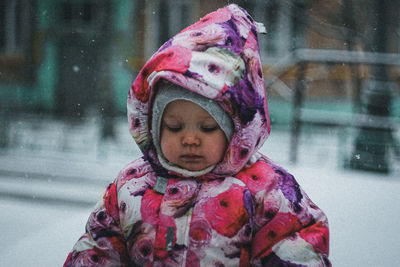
top-left (247, 0), bottom-right (307, 64)
top-left (157, 0), bottom-right (191, 47)
top-left (0, 0), bottom-right (36, 82)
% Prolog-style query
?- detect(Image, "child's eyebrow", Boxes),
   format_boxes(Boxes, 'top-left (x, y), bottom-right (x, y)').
top-left (162, 113), bottom-right (215, 121)
top-left (163, 114), bottom-right (180, 120)
top-left (202, 117), bottom-right (217, 123)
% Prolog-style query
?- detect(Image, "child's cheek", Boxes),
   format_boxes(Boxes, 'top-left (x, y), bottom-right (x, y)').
top-left (160, 136), bottom-right (179, 163)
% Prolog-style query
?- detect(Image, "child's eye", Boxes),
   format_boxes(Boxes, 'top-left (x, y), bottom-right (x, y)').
top-left (201, 125), bottom-right (218, 132)
top-left (166, 125), bottom-right (182, 132)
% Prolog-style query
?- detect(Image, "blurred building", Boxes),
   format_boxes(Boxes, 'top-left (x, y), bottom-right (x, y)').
top-left (0, 0), bottom-right (135, 118)
top-left (1, 0), bottom-right (399, 121)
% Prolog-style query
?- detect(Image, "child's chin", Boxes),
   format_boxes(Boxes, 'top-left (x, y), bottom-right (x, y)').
top-left (179, 162), bottom-right (208, 172)
top-left (182, 165), bottom-right (204, 172)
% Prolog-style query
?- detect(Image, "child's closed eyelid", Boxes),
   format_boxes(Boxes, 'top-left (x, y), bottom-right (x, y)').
top-left (164, 123), bottom-right (182, 132)
top-left (201, 125), bottom-right (219, 132)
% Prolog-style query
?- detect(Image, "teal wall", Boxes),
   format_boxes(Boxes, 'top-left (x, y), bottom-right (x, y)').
top-left (112, 0), bottom-right (137, 113)
top-left (0, 0), bottom-right (136, 113)
top-left (35, 41), bottom-right (58, 110)
top-left (34, 0), bottom-right (58, 110)
top-left (268, 96), bottom-right (400, 128)
top-left (0, 0), bottom-right (58, 111)
top-left (2, 0), bottom-right (398, 123)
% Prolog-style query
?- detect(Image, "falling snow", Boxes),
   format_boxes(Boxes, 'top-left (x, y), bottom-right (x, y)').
top-left (0, 118), bottom-right (399, 267)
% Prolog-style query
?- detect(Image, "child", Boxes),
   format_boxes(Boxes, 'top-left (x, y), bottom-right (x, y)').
top-left (65, 4), bottom-right (330, 266)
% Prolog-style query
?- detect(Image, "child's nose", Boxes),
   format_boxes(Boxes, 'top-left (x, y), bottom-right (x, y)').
top-left (182, 131), bottom-right (200, 146)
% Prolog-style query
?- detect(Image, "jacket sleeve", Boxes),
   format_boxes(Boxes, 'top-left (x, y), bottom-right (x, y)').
top-left (64, 182), bottom-right (129, 267)
top-left (250, 165), bottom-right (331, 266)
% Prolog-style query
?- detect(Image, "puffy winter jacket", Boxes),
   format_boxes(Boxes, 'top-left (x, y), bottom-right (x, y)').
top-left (65, 4), bottom-right (330, 266)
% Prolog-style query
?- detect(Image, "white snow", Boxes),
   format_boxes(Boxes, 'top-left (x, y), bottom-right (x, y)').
top-left (291, 165), bottom-right (400, 267)
top-left (0, 118), bottom-right (399, 266)
top-left (0, 199), bottom-right (91, 267)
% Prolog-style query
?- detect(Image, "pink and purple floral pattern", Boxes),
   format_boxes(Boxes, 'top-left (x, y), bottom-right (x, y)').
top-left (65, 4), bottom-right (330, 266)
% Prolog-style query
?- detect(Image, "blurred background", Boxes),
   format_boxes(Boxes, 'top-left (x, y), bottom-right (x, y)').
top-left (0, 0), bottom-right (400, 266)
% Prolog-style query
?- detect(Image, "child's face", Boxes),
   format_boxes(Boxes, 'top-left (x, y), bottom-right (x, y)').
top-left (160, 100), bottom-right (228, 171)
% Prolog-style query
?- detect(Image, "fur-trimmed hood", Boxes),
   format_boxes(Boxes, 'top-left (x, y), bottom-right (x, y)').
top-left (127, 4), bottom-right (270, 178)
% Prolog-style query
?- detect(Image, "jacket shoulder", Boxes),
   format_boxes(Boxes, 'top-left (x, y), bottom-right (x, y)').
top-left (236, 154), bottom-right (283, 195)
top-left (236, 153), bottom-right (328, 224)
top-left (114, 157), bottom-right (155, 189)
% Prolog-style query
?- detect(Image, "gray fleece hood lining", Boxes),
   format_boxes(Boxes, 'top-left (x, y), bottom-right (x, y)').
top-left (151, 83), bottom-right (234, 176)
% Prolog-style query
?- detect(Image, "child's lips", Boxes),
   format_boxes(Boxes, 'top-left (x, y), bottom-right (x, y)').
top-left (180, 154), bottom-right (203, 161)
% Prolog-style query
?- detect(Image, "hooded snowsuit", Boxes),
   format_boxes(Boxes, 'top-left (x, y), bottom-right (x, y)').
top-left (65, 4), bottom-right (330, 266)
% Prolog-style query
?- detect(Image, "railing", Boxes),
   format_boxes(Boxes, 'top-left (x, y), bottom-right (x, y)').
top-left (264, 49), bottom-right (400, 170)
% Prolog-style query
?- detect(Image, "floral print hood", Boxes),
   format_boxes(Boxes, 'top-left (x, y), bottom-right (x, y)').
top-left (127, 4), bottom-right (270, 178)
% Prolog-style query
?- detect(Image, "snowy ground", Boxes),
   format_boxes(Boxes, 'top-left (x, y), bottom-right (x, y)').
top-left (0, 116), bottom-right (399, 266)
